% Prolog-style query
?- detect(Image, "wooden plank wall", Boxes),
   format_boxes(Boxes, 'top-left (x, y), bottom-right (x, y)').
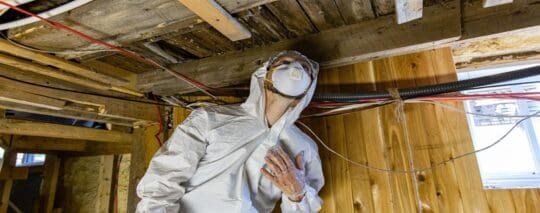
top-left (170, 48), bottom-right (540, 212)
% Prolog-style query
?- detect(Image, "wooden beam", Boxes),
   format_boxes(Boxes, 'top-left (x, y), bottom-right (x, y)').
top-left (177, 0), bottom-right (251, 41)
top-left (0, 100), bottom-right (136, 127)
top-left (0, 39), bottom-right (128, 86)
top-left (0, 167), bottom-right (28, 180)
top-left (0, 87), bottom-right (66, 110)
top-left (483, 0), bottom-right (513, 8)
top-left (0, 119), bottom-right (133, 143)
top-left (0, 53), bottom-right (142, 97)
top-left (456, 51), bottom-right (540, 71)
top-left (0, 53), bottom-right (109, 90)
top-left (5, 136), bottom-right (131, 155)
top-left (138, 0), bottom-right (461, 95)
top-left (0, 72), bottom-right (157, 125)
top-left (461, 0), bottom-right (540, 42)
top-left (38, 155), bottom-right (61, 213)
top-left (82, 60), bottom-right (138, 91)
top-left (395, 0), bottom-right (423, 24)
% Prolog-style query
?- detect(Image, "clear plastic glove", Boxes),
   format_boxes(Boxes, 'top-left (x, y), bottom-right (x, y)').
top-left (261, 146), bottom-right (306, 202)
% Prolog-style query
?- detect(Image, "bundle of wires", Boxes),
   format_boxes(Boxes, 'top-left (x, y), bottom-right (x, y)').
top-left (297, 65), bottom-right (540, 173)
top-left (307, 65), bottom-right (540, 117)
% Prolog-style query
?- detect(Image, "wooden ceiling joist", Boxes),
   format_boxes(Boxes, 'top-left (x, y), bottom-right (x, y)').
top-left (0, 52), bottom-right (142, 97)
top-left (177, 0), bottom-right (251, 41)
top-left (0, 119), bottom-right (133, 143)
top-left (9, 0), bottom-right (276, 60)
top-left (0, 88), bottom-right (66, 110)
top-left (138, 0), bottom-right (540, 96)
top-left (138, 0), bottom-right (461, 95)
top-left (0, 39), bottom-right (128, 86)
top-left (0, 71), bottom-right (158, 125)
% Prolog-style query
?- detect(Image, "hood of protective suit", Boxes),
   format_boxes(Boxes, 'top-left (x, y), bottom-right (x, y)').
top-left (241, 51), bottom-right (320, 142)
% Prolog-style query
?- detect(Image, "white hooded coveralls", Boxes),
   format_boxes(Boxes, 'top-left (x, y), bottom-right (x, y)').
top-left (136, 51), bottom-right (324, 213)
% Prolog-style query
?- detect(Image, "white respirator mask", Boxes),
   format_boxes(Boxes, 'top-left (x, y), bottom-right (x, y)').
top-left (266, 61), bottom-right (312, 99)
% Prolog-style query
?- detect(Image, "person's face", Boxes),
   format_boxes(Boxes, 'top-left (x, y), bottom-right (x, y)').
top-left (265, 54), bottom-right (311, 108)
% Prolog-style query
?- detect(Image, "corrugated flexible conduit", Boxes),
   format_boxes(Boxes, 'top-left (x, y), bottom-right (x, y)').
top-left (313, 65), bottom-right (540, 102)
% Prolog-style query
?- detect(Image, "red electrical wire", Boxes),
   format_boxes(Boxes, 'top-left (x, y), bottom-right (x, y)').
top-left (153, 96), bottom-right (164, 147)
top-left (0, 1), bottom-right (220, 97)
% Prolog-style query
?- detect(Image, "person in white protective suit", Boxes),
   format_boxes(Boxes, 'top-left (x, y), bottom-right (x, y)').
top-left (136, 50), bottom-right (324, 213)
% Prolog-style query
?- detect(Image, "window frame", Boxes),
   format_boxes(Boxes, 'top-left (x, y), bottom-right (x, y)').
top-left (459, 64), bottom-right (540, 189)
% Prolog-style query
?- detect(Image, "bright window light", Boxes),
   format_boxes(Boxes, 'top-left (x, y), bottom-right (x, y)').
top-left (458, 63), bottom-right (540, 189)
top-left (15, 153), bottom-right (46, 167)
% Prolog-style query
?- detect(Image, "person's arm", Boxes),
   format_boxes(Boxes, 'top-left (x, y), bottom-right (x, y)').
top-left (279, 148), bottom-right (324, 213)
top-left (261, 146), bottom-right (324, 213)
top-left (136, 109), bottom-right (209, 212)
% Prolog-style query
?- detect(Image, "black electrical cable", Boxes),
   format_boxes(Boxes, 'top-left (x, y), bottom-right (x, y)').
top-left (312, 65), bottom-right (540, 102)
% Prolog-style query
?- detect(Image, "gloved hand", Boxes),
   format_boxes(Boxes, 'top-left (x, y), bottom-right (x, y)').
top-left (261, 146), bottom-right (306, 202)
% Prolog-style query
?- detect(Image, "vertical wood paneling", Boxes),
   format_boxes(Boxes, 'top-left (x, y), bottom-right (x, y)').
top-left (375, 58), bottom-right (418, 213)
top-left (170, 48), bottom-right (540, 213)
top-left (338, 64), bottom-right (375, 212)
top-left (325, 67), bottom-right (355, 213)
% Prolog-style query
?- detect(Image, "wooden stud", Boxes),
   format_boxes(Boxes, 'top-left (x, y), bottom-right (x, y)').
top-left (395, 0), bottom-right (423, 24)
top-left (127, 126), bottom-right (161, 212)
top-left (0, 149), bottom-right (16, 212)
top-left (0, 119), bottom-right (133, 143)
top-left (95, 155), bottom-right (114, 213)
top-left (127, 128), bottom-right (146, 213)
top-left (39, 155), bottom-right (61, 213)
top-left (177, 0), bottom-right (251, 41)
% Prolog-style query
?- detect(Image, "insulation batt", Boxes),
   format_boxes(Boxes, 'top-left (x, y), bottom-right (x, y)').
top-left (136, 51), bottom-right (324, 213)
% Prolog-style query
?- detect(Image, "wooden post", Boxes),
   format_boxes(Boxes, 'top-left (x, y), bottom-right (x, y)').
top-left (39, 154), bottom-right (61, 213)
top-left (127, 128), bottom-right (147, 213)
top-left (127, 125), bottom-right (161, 212)
top-left (0, 148), bottom-right (17, 212)
top-left (95, 155), bottom-right (114, 213)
